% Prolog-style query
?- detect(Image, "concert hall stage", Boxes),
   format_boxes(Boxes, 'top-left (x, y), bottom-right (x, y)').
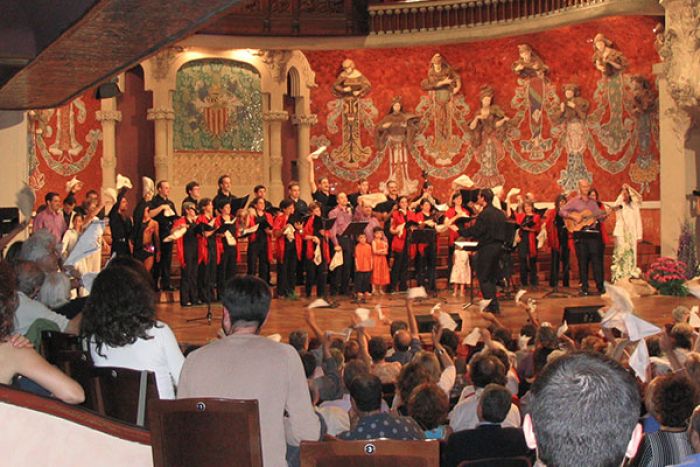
top-left (157, 288), bottom-right (697, 347)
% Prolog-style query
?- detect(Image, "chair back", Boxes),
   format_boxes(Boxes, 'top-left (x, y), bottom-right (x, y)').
top-left (458, 456), bottom-right (532, 467)
top-left (40, 330), bottom-right (84, 367)
top-left (92, 367), bottom-right (159, 427)
top-left (148, 398), bottom-right (263, 467)
top-left (300, 439), bottom-right (439, 467)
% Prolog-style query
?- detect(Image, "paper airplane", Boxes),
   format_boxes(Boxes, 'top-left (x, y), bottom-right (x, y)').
top-left (163, 226), bottom-right (187, 243)
top-left (242, 224), bottom-right (260, 236)
top-left (629, 339), bottom-right (650, 382)
top-left (375, 304), bottom-right (384, 321)
top-left (64, 221), bottom-right (105, 266)
top-left (623, 313), bottom-right (661, 341)
top-left (358, 193), bottom-right (387, 208)
top-left (308, 298), bottom-right (331, 309)
top-left (434, 203), bottom-right (449, 212)
top-left (327, 329), bottom-right (353, 342)
top-left (81, 272), bottom-right (98, 294)
top-left (506, 187), bottom-right (521, 200)
top-left (438, 312), bottom-right (458, 331)
top-left (16, 184), bottom-right (35, 219)
top-left (688, 283), bottom-right (700, 300)
top-left (116, 174), bottom-right (133, 190)
top-left (557, 321), bottom-right (569, 338)
top-left (65, 176), bottom-right (82, 193)
top-left (515, 289), bottom-right (527, 304)
top-left (603, 282), bottom-right (635, 314)
top-left (463, 327), bottom-right (481, 346)
top-left (355, 308), bottom-right (371, 321)
top-left (309, 146), bottom-right (327, 159)
top-left (267, 333), bottom-right (282, 343)
top-left (518, 334), bottom-right (531, 350)
top-left (690, 306), bottom-right (700, 328)
top-left (407, 286), bottom-right (428, 300)
top-left (452, 175), bottom-right (474, 188)
top-left (479, 299), bottom-right (492, 312)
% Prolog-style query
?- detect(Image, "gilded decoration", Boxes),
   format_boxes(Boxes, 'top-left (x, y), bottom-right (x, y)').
top-left (173, 59), bottom-right (263, 152)
top-left (172, 152), bottom-right (264, 186)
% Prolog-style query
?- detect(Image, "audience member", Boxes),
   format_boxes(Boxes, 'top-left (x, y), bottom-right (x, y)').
top-left (337, 374), bottom-right (424, 441)
top-left (444, 384), bottom-right (531, 466)
top-left (178, 275), bottom-right (320, 467)
top-left (407, 382), bottom-right (451, 440)
top-left (524, 352), bottom-right (643, 467)
top-left (0, 261), bottom-right (84, 404)
top-left (81, 265), bottom-right (184, 399)
top-left (450, 353), bottom-right (521, 432)
top-left (670, 406), bottom-right (700, 467)
top-left (634, 374), bottom-right (697, 466)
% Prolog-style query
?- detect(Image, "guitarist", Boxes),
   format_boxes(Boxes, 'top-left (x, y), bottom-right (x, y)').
top-left (560, 180), bottom-right (606, 296)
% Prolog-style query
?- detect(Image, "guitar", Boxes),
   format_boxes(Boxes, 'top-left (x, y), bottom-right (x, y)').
top-left (564, 205), bottom-right (622, 233)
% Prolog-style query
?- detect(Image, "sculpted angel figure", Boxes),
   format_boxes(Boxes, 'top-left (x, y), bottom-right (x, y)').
top-left (512, 44), bottom-right (549, 79)
top-left (332, 59), bottom-right (371, 99)
top-left (557, 83), bottom-right (592, 190)
top-left (592, 33), bottom-right (628, 77)
top-left (470, 85), bottom-right (510, 188)
top-left (376, 97), bottom-right (420, 195)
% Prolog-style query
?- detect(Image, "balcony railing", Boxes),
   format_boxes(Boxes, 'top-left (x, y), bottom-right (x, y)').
top-left (368, 0), bottom-right (633, 35)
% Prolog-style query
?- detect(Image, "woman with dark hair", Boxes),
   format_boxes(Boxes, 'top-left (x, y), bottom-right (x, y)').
top-left (108, 186), bottom-right (132, 256)
top-left (196, 198), bottom-right (219, 303)
top-left (408, 383), bottom-right (451, 440)
top-left (303, 202), bottom-right (330, 298)
top-left (0, 261), bottom-right (84, 404)
top-left (389, 196), bottom-right (410, 292)
top-left (634, 374), bottom-right (697, 466)
top-left (246, 197), bottom-right (274, 285)
top-left (81, 265), bottom-right (184, 399)
top-left (545, 193), bottom-right (571, 289)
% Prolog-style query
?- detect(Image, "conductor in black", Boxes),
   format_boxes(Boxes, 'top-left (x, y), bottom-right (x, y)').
top-left (458, 188), bottom-right (506, 313)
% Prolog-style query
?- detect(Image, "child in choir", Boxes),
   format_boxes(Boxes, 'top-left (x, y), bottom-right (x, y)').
top-left (371, 227), bottom-right (390, 295)
top-left (450, 242), bottom-right (471, 297)
top-left (354, 232), bottom-right (373, 303)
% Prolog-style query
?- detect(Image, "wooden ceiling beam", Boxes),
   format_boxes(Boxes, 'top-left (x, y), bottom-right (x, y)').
top-left (0, 0), bottom-right (243, 110)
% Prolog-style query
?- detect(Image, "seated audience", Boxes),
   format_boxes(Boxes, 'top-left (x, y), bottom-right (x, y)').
top-left (670, 406), bottom-right (700, 467)
top-left (37, 271), bottom-right (71, 310)
top-left (13, 261), bottom-right (79, 335)
top-left (524, 352), bottom-right (643, 467)
top-left (444, 384), bottom-right (531, 467)
top-left (337, 373), bottom-right (424, 441)
top-left (178, 275), bottom-right (320, 467)
top-left (407, 382), bottom-right (451, 440)
top-left (368, 336), bottom-right (401, 384)
top-left (0, 261), bottom-right (84, 404)
top-left (634, 374), bottom-right (697, 466)
top-left (450, 353), bottom-right (521, 432)
top-left (81, 265), bottom-right (184, 399)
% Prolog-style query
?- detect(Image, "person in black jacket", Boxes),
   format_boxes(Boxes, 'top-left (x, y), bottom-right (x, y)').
top-left (444, 384), bottom-right (532, 467)
top-left (458, 188), bottom-right (506, 313)
top-left (108, 186), bottom-right (132, 256)
top-left (150, 180), bottom-right (177, 291)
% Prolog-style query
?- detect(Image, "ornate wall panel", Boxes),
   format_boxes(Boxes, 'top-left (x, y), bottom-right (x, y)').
top-left (28, 92), bottom-right (103, 206)
top-left (305, 16), bottom-right (661, 205)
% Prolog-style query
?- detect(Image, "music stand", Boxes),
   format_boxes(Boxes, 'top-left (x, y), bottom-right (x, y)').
top-left (341, 221), bottom-right (369, 238)
top-left (500, 221), bottom-right (519, 301)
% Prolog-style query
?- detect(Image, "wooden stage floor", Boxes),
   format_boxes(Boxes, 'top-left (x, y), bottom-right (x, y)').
top-left (156, 287), bottom-right (699, 347)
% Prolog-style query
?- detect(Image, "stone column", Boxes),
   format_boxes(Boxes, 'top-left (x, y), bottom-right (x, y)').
top-left (147, 107), bottom-right (175, 183)
top-left (96, 99), bottom-right (121, 194)
top-left (292, 113), bottom-right (317, 201)
top-left (263, 110), bottom-right (289, 204)
top-left (656, 0), bottom-right (700, 256)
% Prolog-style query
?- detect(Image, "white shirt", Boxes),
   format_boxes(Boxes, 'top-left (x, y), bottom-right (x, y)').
top-left (89, 321), bottom-right (184, 399)
top-left (316, 406), bottom-right (350, 437)
top-left (449, 385), bottom-right (521, 432)
top-left (14, 291), bottom-right (70, 335)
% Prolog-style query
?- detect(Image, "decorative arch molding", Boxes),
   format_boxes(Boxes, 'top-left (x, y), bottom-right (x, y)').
top-left (139, 47), bottom-right (318, 203)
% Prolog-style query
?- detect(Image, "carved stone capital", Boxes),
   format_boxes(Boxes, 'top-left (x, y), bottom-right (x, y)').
top-left (658, 0), bottom-right (700, 115)
top-left (152, 46), bottom-right (184, 81)
top-left (262, 110), bottom-right (289, 122)
top-left (101, 158), bottom-right (117, 169)
top-left (292, 114), bottom-right (318, 127)
top-left (96, 110), bottom-right (122, 123)
top-left (254, 49), bottom-right (293, 83)
top-left (147, 107), bottom-right (175, 121)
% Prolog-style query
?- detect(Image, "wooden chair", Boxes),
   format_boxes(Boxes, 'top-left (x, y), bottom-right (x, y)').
top-left (148, 398), bottom-right (263, 467)
top-left (300, 439), bottom-right (439, 467)
top-left (92, 367), bottom-right (159, 427)
top-left (458, 457), bottom-right (532, 467)
top-left (40, 330), bottom-right (85, 366)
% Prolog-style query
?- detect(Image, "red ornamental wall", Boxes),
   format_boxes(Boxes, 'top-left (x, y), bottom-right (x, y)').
top-left (304, 15), bottom-right (661, 244)
top-left (29, 91), bottom-right (103, 207)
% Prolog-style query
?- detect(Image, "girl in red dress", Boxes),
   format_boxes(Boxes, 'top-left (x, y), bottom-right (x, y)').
top-left (371, 227), bottom-right (390, 294)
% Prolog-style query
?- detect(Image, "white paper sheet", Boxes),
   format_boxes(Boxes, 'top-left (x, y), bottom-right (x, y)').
top-left (64, 220), bottom-right (105, 266)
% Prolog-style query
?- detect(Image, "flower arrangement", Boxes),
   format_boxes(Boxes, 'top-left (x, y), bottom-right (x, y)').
top-left (645, 257), bottom-right (689, 296)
